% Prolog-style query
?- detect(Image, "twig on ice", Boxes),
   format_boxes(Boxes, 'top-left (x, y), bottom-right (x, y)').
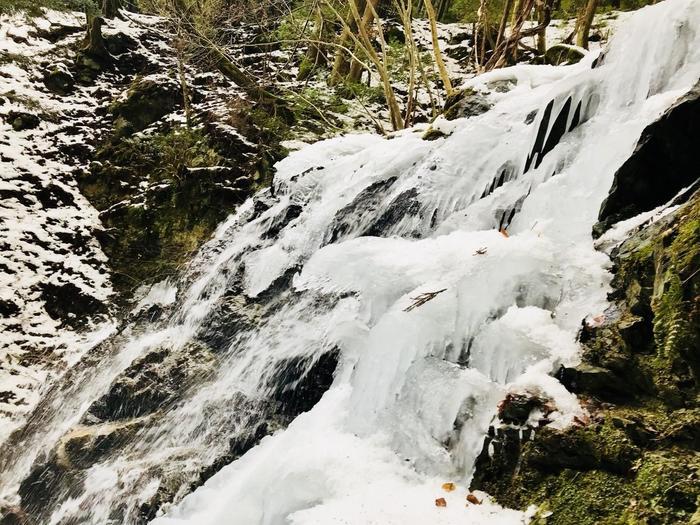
top-left (404, 289), bottom-right (447, 312)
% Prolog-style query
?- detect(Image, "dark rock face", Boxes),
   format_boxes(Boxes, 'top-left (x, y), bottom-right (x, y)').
top-left (471, 191), bottom-right (700, 525)
top-left (596, 82), bottom-right (700, 235)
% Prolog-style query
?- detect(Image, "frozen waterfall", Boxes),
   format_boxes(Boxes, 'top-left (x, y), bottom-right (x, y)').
top-left (1, 0), bottom-right (699, 523)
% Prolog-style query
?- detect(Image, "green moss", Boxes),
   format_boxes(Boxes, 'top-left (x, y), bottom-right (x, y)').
top-left (0, 0), bottom-right (95, 16)
top-left (474, 193), bottom-right (700, 524)
top-left (79, 126), bottom-right (244, 292)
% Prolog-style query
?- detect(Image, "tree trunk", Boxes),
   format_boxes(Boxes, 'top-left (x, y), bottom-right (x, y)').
top-left (347, 0), bottom-right (380, 83)
top-left (495, 0), bottom-right (514, 49)
top-left (298, 8), bottom-right (327, 81)
top-left (576, 0), bottom-right (598, 49)
top-left (102, 0), bottom-right (121, 19)
top-left (423, 0), bottom-right (453, 94)
top-left (536, 0), bottom-right (547, 54)
top-left (83, 13), bottom-right (111, 61)
top-left (329, 0), bottom-right (367, 85)
top-left (436, 0), bottom-right (451, 20)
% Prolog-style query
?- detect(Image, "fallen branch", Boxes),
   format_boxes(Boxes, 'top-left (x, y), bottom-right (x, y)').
top-left (404, 289), bottom-right (447, 312)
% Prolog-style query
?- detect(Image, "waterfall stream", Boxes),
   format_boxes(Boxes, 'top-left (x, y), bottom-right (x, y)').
top-left (1, 1), bottom-right (699, 523)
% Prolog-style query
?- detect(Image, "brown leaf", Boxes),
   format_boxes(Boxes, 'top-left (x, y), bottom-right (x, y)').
top-left (466, 493), bottom-right (481, 505)
top-left (499, 228), bottom-right (509, 238)
top-left (435, 497), bottom-right (447, 507)
top-left (441, 482), bottom-right (456, 492)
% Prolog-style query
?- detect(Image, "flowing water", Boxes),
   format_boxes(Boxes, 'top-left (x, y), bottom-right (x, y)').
top-left (1, 1), bottom-right (699, 523)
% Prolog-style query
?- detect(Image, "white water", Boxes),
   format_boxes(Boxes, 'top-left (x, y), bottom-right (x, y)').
top-left (2, 1), bottom-right (699, 523)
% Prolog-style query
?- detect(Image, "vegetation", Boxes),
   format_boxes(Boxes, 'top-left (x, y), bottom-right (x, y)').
top-left (0, 0), bottom-right (95, 16)
top-left (473, 193), bottom-right (700, 524)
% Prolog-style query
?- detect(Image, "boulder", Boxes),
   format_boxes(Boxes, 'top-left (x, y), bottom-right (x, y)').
top-left (556, 364), bottom-right (632, 401)
top-left (5, 111), bottom-right (40, 131)
top-left (545, 44), bottom-right (586, 66)
top-left (43, 66), bottom-right (74, 95)
top-left (110, 77), bottom-right (181, 136)
top-left (443, 88), bottom-right (492, 121)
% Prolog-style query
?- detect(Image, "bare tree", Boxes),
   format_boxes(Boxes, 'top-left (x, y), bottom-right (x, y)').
top-left (423, 0), bottom-right (453, 95)
top-left (576, 0), bottom-right (598, 49)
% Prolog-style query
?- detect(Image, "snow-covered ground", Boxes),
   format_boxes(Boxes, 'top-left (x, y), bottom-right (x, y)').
top-left (0, 9), bottom-right (115, 442)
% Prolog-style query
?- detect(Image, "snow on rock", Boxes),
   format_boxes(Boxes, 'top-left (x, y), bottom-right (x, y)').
top-left (0, 7), bottom-right (190, 443)
top-left (0, 9), bottom-right (116, 442)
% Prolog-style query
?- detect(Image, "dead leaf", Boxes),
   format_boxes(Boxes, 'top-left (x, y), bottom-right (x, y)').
top-left (466, 493), bottom-right (481, 505)
top-left (473, 247), bottom-right (487, 255)
top-left (573, 414), bottom-right (591, 427)
top-left (435, 497), bottom-right (447, 507)
top-left (499, 228), bottom-right (509, 238)
top-left (441, 482), bottom-right (456, 492)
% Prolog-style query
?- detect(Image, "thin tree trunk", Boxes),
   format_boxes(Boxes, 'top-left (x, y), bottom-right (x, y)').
top-left (329, 0), bottom-right (367, 85)
top-left (175, 33), bottom-right (192, 127)
top-left (347, 0), bottom-right (380, 83)
top-left (299, 6), bottom-right (327, 81)
top-left (423, 0), bottom-right (453, 94)
top-left (536, 0), bottom-right (546, 54)
top-left (495, 0), bottom-right (515, 49)
top-left (576, 0), bottom-right (598, 49)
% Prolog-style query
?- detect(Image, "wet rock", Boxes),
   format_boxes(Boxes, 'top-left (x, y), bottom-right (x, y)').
top-left (5, 111), bottom-right (40, 131)
top-left (59, 419), bottom-right (143, 469)
top-left (443, 88), bottom-right (492, 121)
top-left (556, 364), bottom-right (632, 401)
top-left (545, 44), bottom-right (586, 66)
top-left (497, 392), bottom-right (546, 425)
top-left (87, 341), bottom-right (216, 421)
top-left (596, 81), bottom-right (700, 234)
top-left (422, 126), bottom-right (447, 141)
top-left (0, 504), bottom-right (30, 525)
top-left (269, 348), bottom-right (339, 417)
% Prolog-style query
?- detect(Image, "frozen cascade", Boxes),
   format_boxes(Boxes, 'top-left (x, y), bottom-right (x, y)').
top-left (1, 0), bottom-right (699, 523)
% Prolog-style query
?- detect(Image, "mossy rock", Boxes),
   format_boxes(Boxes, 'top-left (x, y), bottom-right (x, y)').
top-left (109, 77), bottom-right (181, 137)
top-left (5, 110), bottom-right (40, 131)
top-left (472, 191), bottom-right (700, 524)
top-left (442, 87), bottom-right (492, 121)
top-left (545, 44), bottom-right (586, 66)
